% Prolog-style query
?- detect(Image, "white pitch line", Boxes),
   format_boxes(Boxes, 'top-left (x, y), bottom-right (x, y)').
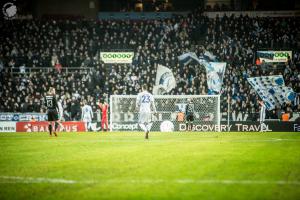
top-left (31, 138), bottom-right (300, 143)
top-left (0, 176), bottom-right (299, 185)
top-left (0, 176), bottom-right (78, 184)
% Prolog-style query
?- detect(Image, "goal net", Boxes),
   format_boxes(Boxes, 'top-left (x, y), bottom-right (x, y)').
top-left (110, 95), bottom-right (220, 132)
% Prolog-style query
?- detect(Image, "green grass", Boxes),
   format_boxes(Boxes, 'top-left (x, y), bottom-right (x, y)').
top-left (0, 132), bottom-right (300, 200)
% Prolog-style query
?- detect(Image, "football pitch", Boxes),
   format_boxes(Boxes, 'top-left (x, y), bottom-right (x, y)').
top-left (0, 132), bottom-right (300, 200)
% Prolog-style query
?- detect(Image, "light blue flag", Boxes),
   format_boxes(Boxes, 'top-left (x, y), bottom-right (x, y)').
top-left (206, 62), bottom-right (226, 94)
top-left (204, 50), bottom-right (218, 62)
top-left (178, 52), bottom-right (226, 94)
top-left (178, 52), bottom-right (202, 65)
top-left (247, 75), bottom-right (296, 110)
top-left (153, 65), bottom-right (176, 95)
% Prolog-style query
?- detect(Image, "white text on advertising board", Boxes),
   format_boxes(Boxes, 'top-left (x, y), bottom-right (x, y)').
top-left (100, 52), bottom-right (134, 64)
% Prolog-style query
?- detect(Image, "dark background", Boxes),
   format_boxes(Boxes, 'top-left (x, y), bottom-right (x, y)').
top-left (1, 0), bottom-right (299, 19)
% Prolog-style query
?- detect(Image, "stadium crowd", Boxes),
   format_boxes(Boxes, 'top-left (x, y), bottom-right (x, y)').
top-left (1, 8), bottom-right (300, 120)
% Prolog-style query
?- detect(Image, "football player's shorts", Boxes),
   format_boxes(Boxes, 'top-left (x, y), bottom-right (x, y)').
top-left (47, 109), bottom-right (58, 121)
top-left (83, 116), bottom-right (92, 123)
top-left (58, 111), bottom-right (64, 121)
top-left (138, 112), bottom-right (152, 124)
top-left (186, 114), bottom-right (194, 122)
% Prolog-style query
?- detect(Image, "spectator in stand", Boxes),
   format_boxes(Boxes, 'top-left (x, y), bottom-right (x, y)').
top-left (0, 9), bottom-right (299, 118)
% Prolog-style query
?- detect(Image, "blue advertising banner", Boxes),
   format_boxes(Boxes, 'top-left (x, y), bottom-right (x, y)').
top-left (0, 113), bottom-right (47, 121)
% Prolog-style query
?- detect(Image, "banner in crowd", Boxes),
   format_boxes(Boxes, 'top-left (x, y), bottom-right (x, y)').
top-left (153, 65), bottom-right (176, 95)
top-left (205, 11), bottom-right (300, 18)
top-left (203, 50), bottom-right (218, 62)
top-left (100, 52), bottom-right (134, 64)
top-left (206, 62), bottom-right (226, 94)
top-left (178, 51), bottom-right (217, 64)
top-left (256, 51), bottom-right (292, 63)
top-left (16, 121), bottom-right (86, 132)
top-left (178, 52), bottom-right (202, 65)
top-left (247, 75), bottom-right (296, 110)
top-left (0, 113), bottom-right (47, 121)
top-left (178, 52), bottom-right (226, 94)
top-left (0, 122), bottom-right (16, 132)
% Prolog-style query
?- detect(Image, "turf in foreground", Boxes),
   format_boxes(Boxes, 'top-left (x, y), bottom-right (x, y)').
top-left (0, 132), bottom-right (300, 200)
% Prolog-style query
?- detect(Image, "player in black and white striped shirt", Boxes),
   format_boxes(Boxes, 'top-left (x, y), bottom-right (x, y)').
top-left (44, 87), bottom-right (59, 136)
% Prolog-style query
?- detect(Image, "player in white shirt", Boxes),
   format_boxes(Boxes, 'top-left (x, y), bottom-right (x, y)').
top-left (259, 100), bottom-right (267, 132)
top-left (136, 84), bottom-right (156, 139)
top-left (58, 98), bottom-right (64, 121)
top-left (81, 100), bottom-right (94, 131)
top-left (57, 97), bottom-right (65, 131)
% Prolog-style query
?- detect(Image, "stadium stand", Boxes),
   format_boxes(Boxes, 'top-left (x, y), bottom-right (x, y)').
top-left (1, 8), bottom-right (299, 119)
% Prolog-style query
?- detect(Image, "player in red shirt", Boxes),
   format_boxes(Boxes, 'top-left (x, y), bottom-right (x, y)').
top-left (98, 100), bottom-right (109, 131)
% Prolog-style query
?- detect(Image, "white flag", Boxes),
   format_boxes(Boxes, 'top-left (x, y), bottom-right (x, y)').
top-left (153, 65), bottom-right (176, 95)
top-left (178, 52), bottom-right (202, 65)
top-left (204, 50), bottom-right (217, 61)
top-left (206, 62), bottom-right (226, 94)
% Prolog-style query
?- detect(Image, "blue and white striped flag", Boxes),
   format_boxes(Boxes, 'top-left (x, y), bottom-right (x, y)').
top-left (178, 52), bottom-right (201, 65)
top-left (178, 51), bottom-right (217, 65)
top-left (204, 50), bottom-right (218, 62)
top-left (247, 75), bottom-right (296, 110)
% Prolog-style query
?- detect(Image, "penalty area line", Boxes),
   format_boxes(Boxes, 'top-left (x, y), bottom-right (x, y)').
top-left (0, 176), bottom-right (300, 185)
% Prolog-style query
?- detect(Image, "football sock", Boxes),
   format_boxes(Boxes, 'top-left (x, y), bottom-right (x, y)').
top-left (139, 123), bottom-right (147, 132)
top-left (87, 122), bottom-right (90, 131)
top-left (145, 131), bottom-right (149, 139)
top-left (49, 124), bottom-right (52, 135)
top-left (261, 122), bottom-right (266, 131)
top-left (85, 123), bottom-right (88, 131)
top-left (146, 123), bottom-right (153, 132)
top-left (55, 122), bottom-right (59, 131)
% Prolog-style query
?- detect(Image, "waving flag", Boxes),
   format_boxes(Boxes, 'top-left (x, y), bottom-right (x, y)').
top-left (153, 65), bottom-right (176, 95)
top-left (178, 52), bottom-right (226, 94)
top-left (178, 52), bottom-right (202, 65)
top-left (206, 62), bottom-right (226, 94)
top-left (247, 75), bottom-right (296, 110)
top-left (204, 50), bottom-right (218, 62)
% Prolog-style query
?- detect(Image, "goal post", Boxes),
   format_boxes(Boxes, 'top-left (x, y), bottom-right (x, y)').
top-left (110, 95), bottom-right (221, 132)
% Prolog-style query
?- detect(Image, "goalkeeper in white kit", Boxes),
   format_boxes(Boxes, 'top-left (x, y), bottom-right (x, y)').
top-left (81, 100), bottom-right (94, 131)
top-left (136, 84), bottom-right (157, 139)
